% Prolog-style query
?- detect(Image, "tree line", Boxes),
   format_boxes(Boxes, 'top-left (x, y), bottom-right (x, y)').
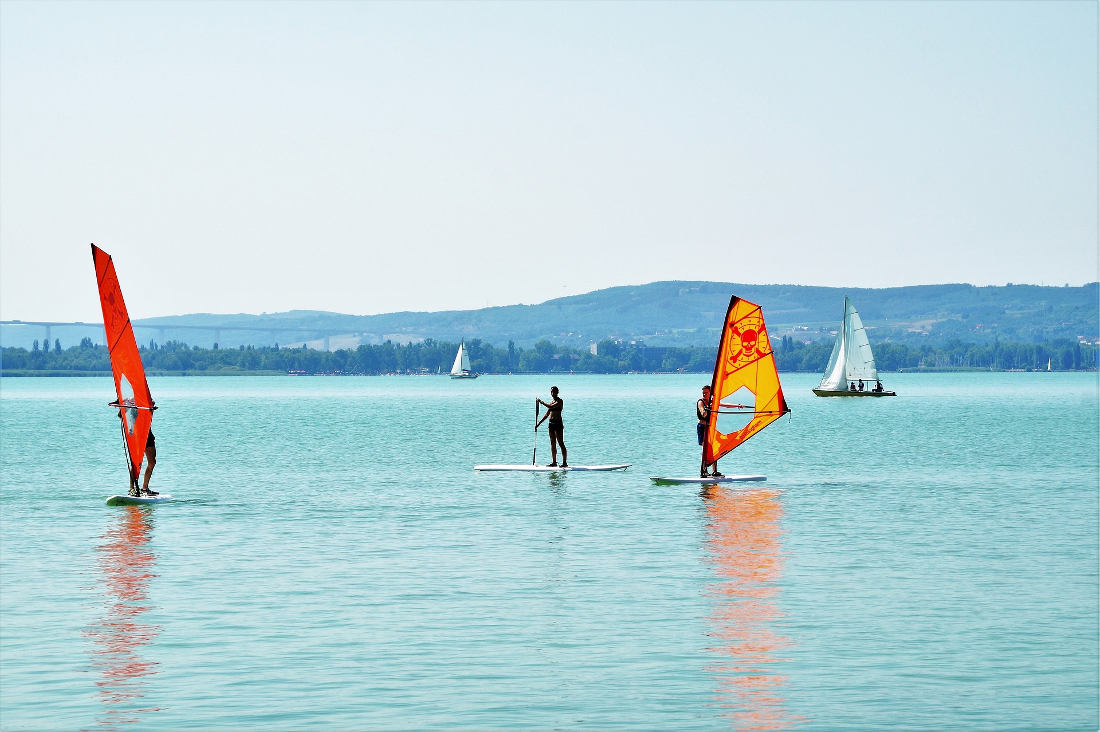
top-left (1, 335), bottom-right (1095, 374)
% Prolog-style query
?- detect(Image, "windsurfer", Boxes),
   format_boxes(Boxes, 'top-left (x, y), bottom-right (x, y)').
top-left (118, 410), bottom-right (158, 496)
top-left (697, 385), bottom-right (723, 478)
top-left (535, 386), bottom-right (567, 467)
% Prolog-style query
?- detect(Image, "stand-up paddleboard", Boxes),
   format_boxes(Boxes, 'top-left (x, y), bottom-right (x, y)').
top-left (106, 493), bottom-right (174, 506)
top-left (650, 475), bottom-right (764, 485)
top-left (476, 464), bottom-right (631, 472)
top-left (650, 295), bottom-right (790, 486)
top-left (92, 244), bottom-right (165, 506)
top-left (478, 396), bottom-right (630, 474)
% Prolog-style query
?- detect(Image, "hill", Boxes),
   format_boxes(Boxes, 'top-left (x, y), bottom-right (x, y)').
top-left (2, 281), bottom-right (1096, 351)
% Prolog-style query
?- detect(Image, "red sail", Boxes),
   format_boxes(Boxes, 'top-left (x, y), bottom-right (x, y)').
top-left (702, 296), bottom-right (789, 466)
top-left (92, 244), bottom-right (154, 484)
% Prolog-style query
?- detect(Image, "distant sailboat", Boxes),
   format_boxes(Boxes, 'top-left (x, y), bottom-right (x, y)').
top-left (449, 341), bottom-right (478, 379)
top-left (813, 297), bottom-right (896, 397)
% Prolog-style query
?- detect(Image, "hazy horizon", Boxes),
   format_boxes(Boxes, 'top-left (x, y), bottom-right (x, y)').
top-left (2, 1), bottom-right (1096, 322)
top-left (2, 277), bottom-right (1095, 324)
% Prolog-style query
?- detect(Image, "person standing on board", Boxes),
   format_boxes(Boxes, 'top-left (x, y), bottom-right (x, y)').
top-left (141, 430), bottom-right (158, 495)
top-left (697, 385), bottom-right (723, 478)
top-left (536, 386), bottom-right (568, 467)
top-left (118, 409), bottom-right (158, 497)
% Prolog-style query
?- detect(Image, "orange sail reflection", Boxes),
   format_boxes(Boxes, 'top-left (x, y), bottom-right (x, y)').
top-left (703, 487), bottom-right (805, 730)
top-left (84, 506), bottom-right (162, 727)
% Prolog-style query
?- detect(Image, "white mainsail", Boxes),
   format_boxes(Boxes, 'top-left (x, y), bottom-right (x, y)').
top-left (816, 297), bottom-right (879, 391)
top-left (450, 342), bottom-right (473, 376)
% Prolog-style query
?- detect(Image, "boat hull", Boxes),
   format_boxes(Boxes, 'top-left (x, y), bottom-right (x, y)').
top-left (450, 373), bottom-right (479, 379)
top-left (812, 389), bottom-right (895, 397)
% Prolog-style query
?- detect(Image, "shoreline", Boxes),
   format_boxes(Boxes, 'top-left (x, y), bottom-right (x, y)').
top-left (2, 368), bottom-right (1095, 378)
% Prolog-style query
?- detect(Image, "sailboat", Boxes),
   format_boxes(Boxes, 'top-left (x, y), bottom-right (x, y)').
top-left (449, 341), bottom-right (479, 379)
top-left (651, 296), bottom-right (790, 484)
top-left (92, 244), bottom-right (170, 505)
top-left (812, 297), bottom-right (896, 397)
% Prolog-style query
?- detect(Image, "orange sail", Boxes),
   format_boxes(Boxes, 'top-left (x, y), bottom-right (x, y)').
top-left (92, 244), bottom-right (155, 486)
top-left (702, 296), bottom-right (789, 467)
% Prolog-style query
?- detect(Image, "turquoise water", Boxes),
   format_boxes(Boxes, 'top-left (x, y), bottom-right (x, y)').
top-left (1, 372), bottom-right (1097, 730)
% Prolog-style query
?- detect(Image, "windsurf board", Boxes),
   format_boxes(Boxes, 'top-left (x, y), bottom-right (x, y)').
top-left (106, 493), bottom-right (174, 506)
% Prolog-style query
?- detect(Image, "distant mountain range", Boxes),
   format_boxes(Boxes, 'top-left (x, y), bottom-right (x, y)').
top-left (3, 281), bottom-right (1097, 351)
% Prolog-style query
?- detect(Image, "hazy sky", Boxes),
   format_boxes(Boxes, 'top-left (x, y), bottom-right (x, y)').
top-left (1, 1), bottom-right (1096, 322)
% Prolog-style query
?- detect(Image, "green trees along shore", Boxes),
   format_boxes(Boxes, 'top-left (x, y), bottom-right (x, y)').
top-left (2, 335), bottom-right (1095, 375)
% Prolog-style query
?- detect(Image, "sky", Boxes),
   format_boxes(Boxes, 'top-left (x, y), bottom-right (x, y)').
top-left (1, 0), bottom-right (1096, 323)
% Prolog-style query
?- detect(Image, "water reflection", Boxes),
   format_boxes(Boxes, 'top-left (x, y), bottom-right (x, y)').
top-left (702, 486), bottom-right (804, 730)
top-left (84, 506), bottom-right (162, 728)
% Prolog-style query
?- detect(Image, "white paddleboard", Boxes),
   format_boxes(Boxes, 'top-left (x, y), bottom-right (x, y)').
top-left (106, 493), bottom-right (174, 506)
top-left (649, 475), bottom-right (766, 485)
top-left (475, 464), bottom-right (631, 472)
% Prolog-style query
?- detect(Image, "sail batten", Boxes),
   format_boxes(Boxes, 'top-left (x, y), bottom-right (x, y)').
top-left (92, 244), bottom-right (155, 485)
top-left (702, 297), bottom-right (789, 466)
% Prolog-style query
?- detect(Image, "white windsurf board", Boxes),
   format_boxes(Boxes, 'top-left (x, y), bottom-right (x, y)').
top-left (649, 475), bottom-right (766, 485)
top-left (475, 464), bottom-right (631, 472)
top-left (106, 493), bottom-right (174, 506)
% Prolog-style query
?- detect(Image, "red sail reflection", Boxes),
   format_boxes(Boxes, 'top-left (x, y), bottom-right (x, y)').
top-left (84, 506), bottom-right (162, 727)
top-left (703, 486), bottom-right (804, 730)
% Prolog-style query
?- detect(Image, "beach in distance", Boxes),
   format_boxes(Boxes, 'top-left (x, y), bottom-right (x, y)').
top-left (1, 371), bottom-right (1097, 730)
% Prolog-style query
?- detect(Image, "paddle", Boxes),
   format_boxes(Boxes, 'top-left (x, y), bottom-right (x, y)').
top-left (531, 399), bottom-right (540, 465)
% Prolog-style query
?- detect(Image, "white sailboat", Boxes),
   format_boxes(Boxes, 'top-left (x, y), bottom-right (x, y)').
top-left (449, 341), bottom-right (479, 379)
top-left (812, 297), bottom-right (896, 397)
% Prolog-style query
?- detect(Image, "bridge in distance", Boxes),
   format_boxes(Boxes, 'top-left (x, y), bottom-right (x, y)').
top-left (0, 321), bottom-right (359, 350)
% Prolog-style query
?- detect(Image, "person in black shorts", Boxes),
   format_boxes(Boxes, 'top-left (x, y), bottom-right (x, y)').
top-left (119, 408), bottom-right (158, 496)
top-left (141, 429), bottom-right (157, 495)
top-left (536, 386), bottom-right (568, 468)
top-left (697, 384), bottom-right (723, 478)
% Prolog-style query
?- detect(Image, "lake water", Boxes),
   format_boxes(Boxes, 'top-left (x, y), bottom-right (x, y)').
top-left (1, 372), bottom-right (1097, 730)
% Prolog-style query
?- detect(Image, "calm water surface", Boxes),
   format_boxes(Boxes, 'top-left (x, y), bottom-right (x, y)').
top-left (1, 373), bottom-right (1097, 730)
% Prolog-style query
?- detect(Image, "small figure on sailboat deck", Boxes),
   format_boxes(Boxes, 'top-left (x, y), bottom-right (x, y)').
top-left (535, 386), bottom-right (567, 467)
top-left (858, 378), bottom-right (865, 391)
top-left (697, 385), bottom-right (723, 478)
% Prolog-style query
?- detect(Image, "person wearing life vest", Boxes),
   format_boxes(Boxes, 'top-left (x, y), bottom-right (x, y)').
top-left (697, 385), bottom-right (723, 478)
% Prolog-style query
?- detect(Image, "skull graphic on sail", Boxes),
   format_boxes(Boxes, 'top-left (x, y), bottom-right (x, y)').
top-left (723, 310), bottom-right (771, 374)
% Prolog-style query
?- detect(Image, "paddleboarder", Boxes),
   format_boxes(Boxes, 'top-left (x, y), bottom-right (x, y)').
top-left (697, 385), bottom-right (723, 478)
top-left (536, 386), bottom-right (568, 467)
